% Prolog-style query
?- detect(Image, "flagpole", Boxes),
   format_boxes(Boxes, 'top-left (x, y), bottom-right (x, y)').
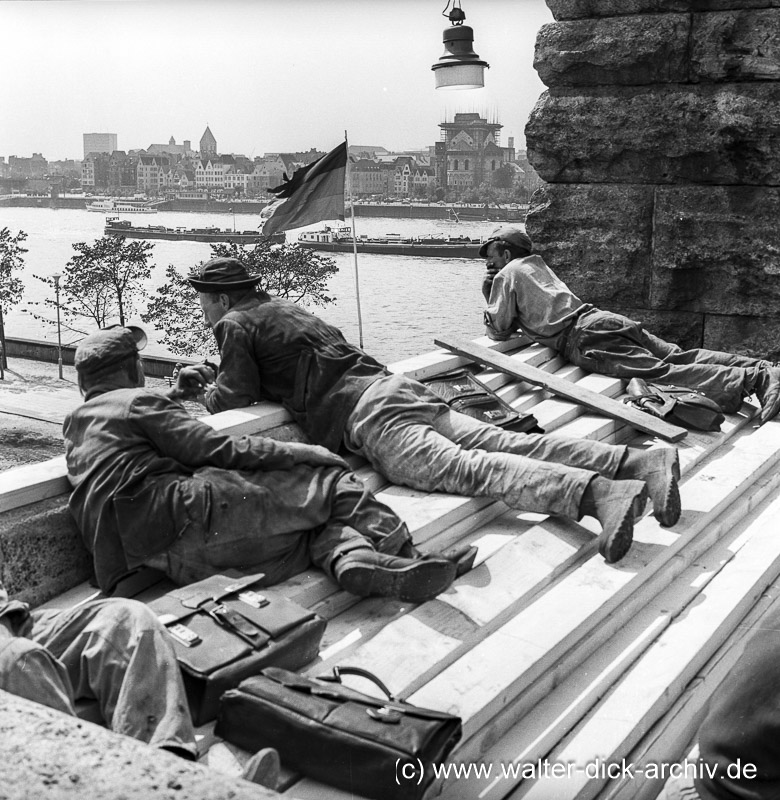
top-left (345, 130), bottom-right (364, 349)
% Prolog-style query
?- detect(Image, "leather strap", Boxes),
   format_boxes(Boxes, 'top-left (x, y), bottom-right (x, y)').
top-left (200, 599), bottom-right (267, 648)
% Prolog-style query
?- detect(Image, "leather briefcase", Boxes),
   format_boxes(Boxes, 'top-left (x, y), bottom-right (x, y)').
top-left (423, 368), bottom-right (542, 434)
top-left (215, 665), bottom-right (463, 800)
top-left (624, 378), bottom-right (725, 432)
top-left (149, 573), bottom-right (326, 725)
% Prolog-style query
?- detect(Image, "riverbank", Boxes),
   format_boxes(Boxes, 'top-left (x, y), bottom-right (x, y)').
top-left (0, 195), bottom-right (526, 221)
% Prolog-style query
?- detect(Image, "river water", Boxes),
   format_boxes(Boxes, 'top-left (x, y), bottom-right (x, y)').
top-left (1, 207), bottom-right (505, 365)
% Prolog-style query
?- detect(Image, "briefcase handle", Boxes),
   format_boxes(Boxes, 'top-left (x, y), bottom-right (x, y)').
top-left (317, 665), bottom-right (395, 702)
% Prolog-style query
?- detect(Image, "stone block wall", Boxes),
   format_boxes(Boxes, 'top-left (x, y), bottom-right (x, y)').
top-left (0, 495), bottom-right (92, 606)
top-left (525, 1), bottom-right (780, 355)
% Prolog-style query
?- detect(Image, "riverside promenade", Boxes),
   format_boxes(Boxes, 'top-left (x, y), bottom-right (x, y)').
top-left (0, 356), bottom-right (202, 471)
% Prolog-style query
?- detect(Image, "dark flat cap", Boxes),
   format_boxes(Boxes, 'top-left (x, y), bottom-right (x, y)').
top-left (75, 325), bottom-right (147, 375)
top-left (188, 257), bottom-right (263, 292)
top-left (478, 225), bottom-right (534, 258)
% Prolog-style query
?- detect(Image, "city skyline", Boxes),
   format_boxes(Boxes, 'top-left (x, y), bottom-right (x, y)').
top-left (0, 0), bottom-right (553, 161)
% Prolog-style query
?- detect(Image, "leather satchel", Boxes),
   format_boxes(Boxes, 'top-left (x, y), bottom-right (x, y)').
top-left (624, 378), bottom-right (725, 432)
top-left (423, 368), bottom-right (542, 433)
top-left (215, 665), bottom-right (463, 800)
top-left (149, 573), bottom-right (325, 725)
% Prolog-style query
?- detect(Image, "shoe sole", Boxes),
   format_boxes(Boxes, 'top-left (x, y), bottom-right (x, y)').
top-left (653, 449), bottom-right (681, 528)
top-left (599, 483), bottom-right (648, 564)
top-left (339, 560), bottom-right (457, 603)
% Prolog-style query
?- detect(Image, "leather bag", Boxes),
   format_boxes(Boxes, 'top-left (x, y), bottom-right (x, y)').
top-left (624, 378), bottom-right (725, 432)
top-left (423, 368), bottom-right (542, 433)
top-left (149, 572), bottom-right (325, 725)
top-left (215, 665), bottom-right (463, 800)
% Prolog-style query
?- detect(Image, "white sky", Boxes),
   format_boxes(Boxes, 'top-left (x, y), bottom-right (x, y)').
top-left (0, 0), bottom-right (553, 161)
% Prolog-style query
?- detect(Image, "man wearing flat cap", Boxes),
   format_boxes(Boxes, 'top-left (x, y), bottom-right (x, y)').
top-left (182, 256), bottom-right (685, 565)
top-left (480, 225), bottom-right (780, 425)
top-left (63, 324), bottom-right (462, 604)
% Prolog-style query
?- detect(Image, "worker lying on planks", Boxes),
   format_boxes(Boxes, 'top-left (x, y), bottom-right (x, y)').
top-left (0, 577), bottom-right (197, 761)
top-left (63, 325), bottom-right (467, 604)
top-left (656, 601), bottom-right (780, 800)
top-left (480, 225), bottom-right (780, 425)
top-left (177, 257), bottom-right (682, 565)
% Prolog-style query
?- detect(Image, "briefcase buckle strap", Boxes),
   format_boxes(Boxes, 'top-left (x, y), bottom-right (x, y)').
top-left (202, 601), bottom-right (266, 648)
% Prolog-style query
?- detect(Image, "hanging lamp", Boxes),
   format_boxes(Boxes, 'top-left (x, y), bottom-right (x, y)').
top-left (431, 1), bottom-right (489, 90)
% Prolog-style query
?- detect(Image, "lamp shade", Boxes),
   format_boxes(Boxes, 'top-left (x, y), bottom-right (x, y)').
top-left (432, 24), bottom-right (489, 90)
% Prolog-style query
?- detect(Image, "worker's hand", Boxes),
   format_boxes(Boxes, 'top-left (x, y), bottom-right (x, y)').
top-left (286, 442), bottom-right (349, 469)
top-left (482, 270), bottom-right (498, 301)
top-left (170, 363), bottom-right (216, 401)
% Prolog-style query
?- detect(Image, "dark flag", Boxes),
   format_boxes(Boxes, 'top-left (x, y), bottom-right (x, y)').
top-left (260, 141), bottom-right (347, 237)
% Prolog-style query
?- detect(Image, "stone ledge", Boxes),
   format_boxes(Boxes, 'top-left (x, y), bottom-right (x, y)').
top-left (0, 690), bottom-right (274, 799)
top-left (0, 494), bottom-right (91, 607)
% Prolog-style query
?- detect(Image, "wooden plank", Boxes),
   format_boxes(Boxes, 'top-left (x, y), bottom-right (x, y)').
top-left (0, 455), bottom-right (70, 513)
top-left (443, 465), bottom-right (780, 800)
top-left (603, 581), bottom-right (780, 800)
top-left (405, 422), bottom-right (780, 743)
top-left (439, 466), bottom-right (780, 799)
top-left (434, 336), bottom-right (688, 442)
top-left (512, 482), bottom-right (780, 800)
top-left (311, 514), bottom-right (596, 693)
top-left (389, 336), bottom-right (527, 382)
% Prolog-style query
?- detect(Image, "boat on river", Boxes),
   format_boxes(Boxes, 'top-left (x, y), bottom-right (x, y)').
top-left (87, 199), bottom-right (158, 214)
top-left (104, 217), bottom-right (282, 244)
top-left (296, 225), bottom-right (482, 258)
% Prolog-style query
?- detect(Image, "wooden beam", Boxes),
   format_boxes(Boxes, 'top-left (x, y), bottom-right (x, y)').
top-left (513, 485), bottom-right (780, 800)
top-left (444, 479), bottom-right (780, 800)
top-left (604, 581), bottom-right (780, 800)
top-left (434, 336), bottom-right (688, 443)
top-left (407, 421), bottom-right (780, 742)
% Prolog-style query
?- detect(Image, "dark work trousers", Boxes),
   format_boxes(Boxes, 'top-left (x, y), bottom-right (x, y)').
top-left (562, 308), bottom-right (765, 414)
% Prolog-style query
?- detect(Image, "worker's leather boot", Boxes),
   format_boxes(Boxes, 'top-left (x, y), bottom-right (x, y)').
top-left (753, 366), bottom-right (780, 424)
top-left (579, 477), bottom-right (648, 563)
top-left (616, 446), bottom-right (681, 527)
top-left (334, 548), bottom-right (457, 602)
top-left (396, 540), bottom-right (478, 578)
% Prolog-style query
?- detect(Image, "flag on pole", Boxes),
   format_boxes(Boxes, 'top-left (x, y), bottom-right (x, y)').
top-left (260, 141), bottom-right (348, 237)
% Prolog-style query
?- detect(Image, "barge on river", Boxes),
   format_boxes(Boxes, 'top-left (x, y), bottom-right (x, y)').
top-left (297, 225), bottom-right (482, 258)
top-left (104, 217), bottom-right (281, 244)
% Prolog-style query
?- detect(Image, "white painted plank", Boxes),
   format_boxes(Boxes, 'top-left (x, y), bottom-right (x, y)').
top-left (512, 483), bottom-right (780, 800)
top-left (406, 422), bottom-right (780, 739)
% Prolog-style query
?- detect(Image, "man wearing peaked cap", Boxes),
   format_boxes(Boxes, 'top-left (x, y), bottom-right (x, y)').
top-left (74, 324), bottom-right (147, 376)
top-left (64, 324), bottom-right (461, 605)
top-left (184, 250), bottom-right (686, 565)
top-left (480, 225), bottom-right (780, 425)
